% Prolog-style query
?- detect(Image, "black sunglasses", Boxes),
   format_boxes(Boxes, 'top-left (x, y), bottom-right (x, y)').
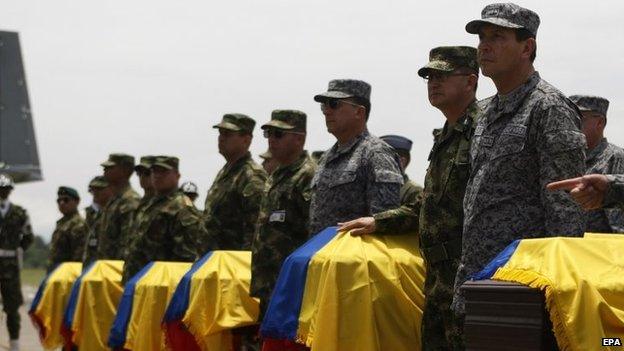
top-left (263, 129), bottom-right (305, 139)
top-left (57, 197), bottom-right (72, 204)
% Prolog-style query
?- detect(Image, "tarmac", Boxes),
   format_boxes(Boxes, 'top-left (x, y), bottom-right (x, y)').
top-left (0, 286), bottom-right (45, 351)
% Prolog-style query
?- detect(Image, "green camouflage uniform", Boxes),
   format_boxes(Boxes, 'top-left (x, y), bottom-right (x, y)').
top-left (250, 110), bottom-right (316, 317)
top-left (97, 184), bottom-right (140, 259)
top-left (0, 201), bottom-right (33, 340)
top-left (85, 205), bottom-right (98, 229)
top-left (48, 212), bottom-right (88, 271)
top-left (82, 176), bottom-right (109, 268)
top-left (204, 114), bottom-right (267, 251)
top-left (123, 156), bottom-right (206, 282)
top-left (400, 176), bottom-right (423, 207)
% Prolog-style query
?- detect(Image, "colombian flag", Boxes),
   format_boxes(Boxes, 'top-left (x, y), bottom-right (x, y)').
top-left (29, 262), bottom-right (82, 349)
top-left (108, 261), bottom-right (191, 350)
top-left (162, 251), bottom-right (259, 350)
top-left (62, 260), bottom-right (124, 351)
top-left (261, 227), bottom-right (426, 351)
top-left (474, 234), bottom-right (624, 351)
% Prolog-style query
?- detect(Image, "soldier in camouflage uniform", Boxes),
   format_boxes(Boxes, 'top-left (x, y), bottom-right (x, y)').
top-left (48, 187), bottom-right (88, 272)
top-left (455, 3), bottom-right (586, 317)
top-left (259, 150), bottom-right (279, 175)
top-left (83, 176), bottom-right (114, 268)
top-left (340, 48), bottom-right (479, 350)
top-left (0, 174), bottom-right (34, 350)
top-left (203, 114), bottom-right (267, 252)
top-left (380, 135), bottom-right (423, 205)
top-left (98, 153), bottom-right (141, 259)
top-left (122, 156), bottom-right (206, 282)
top-left (250, 110), bottom-right (316, 318)
top-left (568, 95), bottom-right (624, 233)
top-left (310, 79), bottom-right (403, 235)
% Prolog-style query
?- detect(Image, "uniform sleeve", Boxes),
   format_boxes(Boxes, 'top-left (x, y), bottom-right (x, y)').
top-left (295, 172), bottom-right (314, 237)
top-left (20, 210), bottom-right (34, 250)
top-left (240, 172), bottom-right (267, 249)
top-left (70, 221), bottom-right (89, 262)
top-left (172, 207), bottom-right (204, 261)
top-left (537, 104), bottom-right (586, 236)
top-left (605, 175), bottom-right (624, 209)
top-left (366, 149), bottom-right (403, 215)
top-left (119, 199), bottom-right (139, 258)
top-left (373, 193), bottom-right (422, 234)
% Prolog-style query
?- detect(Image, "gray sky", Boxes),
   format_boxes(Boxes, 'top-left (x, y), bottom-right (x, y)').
top-left (1, 0), bottom-right (623, 241)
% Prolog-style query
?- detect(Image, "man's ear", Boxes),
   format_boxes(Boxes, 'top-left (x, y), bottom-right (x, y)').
top-left (523, 38), bottom-right (536, 61)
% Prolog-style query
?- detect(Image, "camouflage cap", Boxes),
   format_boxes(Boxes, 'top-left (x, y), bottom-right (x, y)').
top-left (259, 150), bottom-right (272, 160)
top-left (100, 153), bottom-right (135, 168)
top-left (466, 3), bottom-right (540, 37)
top-left (212, 113), bottom-right (256, 134)
top-left (261, 110), bottom-right (307, 132)
top-left (134, 155), bottom-right (157, 172)
top-left (417, 46), bottom-right (478, 78)
top-left (88, 176), bottom-right (109, 189)
top-left (314, 79), bottom-right (371, 102)
top-left (380, 135), bottom-right (413, 153)
top-left (151, 155), bottom-right (179, 170)
top-left (58, 186), bottom-right (80, 200)
top-left (569, 95), bottom-right (610, 117)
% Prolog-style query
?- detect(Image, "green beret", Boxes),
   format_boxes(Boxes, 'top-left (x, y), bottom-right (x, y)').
top-left (58, 186), bottom-right (80, 200)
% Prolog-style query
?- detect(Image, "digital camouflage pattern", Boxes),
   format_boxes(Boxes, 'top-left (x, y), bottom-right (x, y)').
top-left (313, 79), bottom-right (371, 101)
top-left (0, 203), bottom-right (33, 339)
top-left (466, 2), bottom-right (540, 36)
top-left (585, 138), bottom-right (624, 233)
top-left (122, 190), bottom-right (205, 282)
top-left (606, 174), bottom-right (624, 208)
top-left (455, 72), bottom-right (586, 315)
top-left (203, 152), bottom-right (267, 251)
top-left (97, 185), bottom-right (140, 260)
top-left (417, 46), bottom-right (478, 77)
top-left (48, 212), bottom-right (88, 271)
top-left (569, 95), bottom-right (609, 117)
top-left (309, 130), bottom-right (403, 235)
top-left (250, 152), bottom-right (316, 316)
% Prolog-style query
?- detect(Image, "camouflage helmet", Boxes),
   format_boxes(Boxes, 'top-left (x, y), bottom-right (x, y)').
top-left (0, 174), bottom-right (14, 188)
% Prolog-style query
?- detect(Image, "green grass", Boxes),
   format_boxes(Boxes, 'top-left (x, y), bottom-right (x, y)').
top-left (21, 268), bottom-right (46, 287)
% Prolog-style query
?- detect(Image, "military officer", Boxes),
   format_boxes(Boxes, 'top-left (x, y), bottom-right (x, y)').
top-left (203, 114), bottom-right (267, 252)
top-left (0, 174), bottom-right (34, 350)
top-left (250, 109), bottom-right (316, 318)
top-left (122, 156), bottom-right (206, 282)
top-left (455, 3), bottom-right (586, 319)
top-left (48, 187), bottom-right (88, 271)
top-left (98, 153), bottom-right (140, 259)
top-left (259, 150), bottom-right (279, 175)
top-left (310, 79), bottom-right (403, 235)
top-left (567, 95), bottom-right (624, 233)
top-left (340, 47), bottom-right (480, 350)
top-left (83, 176), bottom-right (114, 267)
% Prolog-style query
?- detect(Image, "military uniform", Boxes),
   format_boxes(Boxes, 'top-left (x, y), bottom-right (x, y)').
top-left (204, 114), bottom-right (267, 251)
top-left (123, 156), bottom-right (205, 282)
top-left (250, 110), bottom-right (316, 317)
top-left (48, 187), bottom-right (88, 271)
top-left (309, 79), bottom-right (403, 234)
top-left (0, 175), bottom-right (34, 341)
top-left (97, 154), bottom-right (141, 260)
top-left (375, 48), bottom-right (479, 350)
top-left (606, 175), bottom-right (624, 207)
top-left (569, 95), bottom-right (624, 233)
top-left (456, 4), bottom-right (586, 316)
top-left (82, 176), bottom-right (109, 267)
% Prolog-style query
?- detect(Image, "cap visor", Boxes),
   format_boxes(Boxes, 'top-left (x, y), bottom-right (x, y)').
top-left (261, 120), bottom-right (295, 130)
top-left (465, 18), bottom-right (523, 34)
top-left (313, 91), bottom-right (354, 102)
top-left (151, 163), bottom-right (175, 170)
top-left (100, 161), bottom-right (116, 167)
top-left (212, 122), bottom-right (241, 131)
top-left (417, 61), bottom-right (456, 78)
top-left (134, 164), bottom-right (150, 171)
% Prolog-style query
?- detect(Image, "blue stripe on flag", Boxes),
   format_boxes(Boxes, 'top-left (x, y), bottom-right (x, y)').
top-left (29, 264), bottom-right (59, 314)
top-left (108, 261), bottom-right (155, 348)
top-left (163, 251), bottom-right (213, 323)
top-left (62, 261), bottom-right (96, 330)
top-left (260, 226), bottom-right (338, 340)
top-left (472, 239), bottom-right (521, 280)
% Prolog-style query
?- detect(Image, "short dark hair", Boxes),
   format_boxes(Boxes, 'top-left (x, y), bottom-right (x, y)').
top-left (515, 28), bottom-right (536, 62)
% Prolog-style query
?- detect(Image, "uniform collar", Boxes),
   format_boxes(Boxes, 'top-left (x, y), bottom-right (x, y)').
top-left (222, 152), bottom-right (252, 178)
top-left (273, 151), bottom-right (310, 175)
top-left (494, 71), bottom-right (541, 114)
top-left (327, 130), bottom-right (369, 163)
top-left (587, 138), bottom-right (609, 163)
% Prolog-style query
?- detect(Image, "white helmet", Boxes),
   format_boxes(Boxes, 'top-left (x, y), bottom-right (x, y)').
top-left (180, 181), bottom-right (198, 194)
top-left (0, 174), bottom-right (14, 188)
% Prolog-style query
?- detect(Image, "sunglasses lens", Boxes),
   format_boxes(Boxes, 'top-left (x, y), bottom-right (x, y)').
top-left (264, 129), bottom-right (284, 139)
top-left (329, 100), bottom-right (339, 109)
